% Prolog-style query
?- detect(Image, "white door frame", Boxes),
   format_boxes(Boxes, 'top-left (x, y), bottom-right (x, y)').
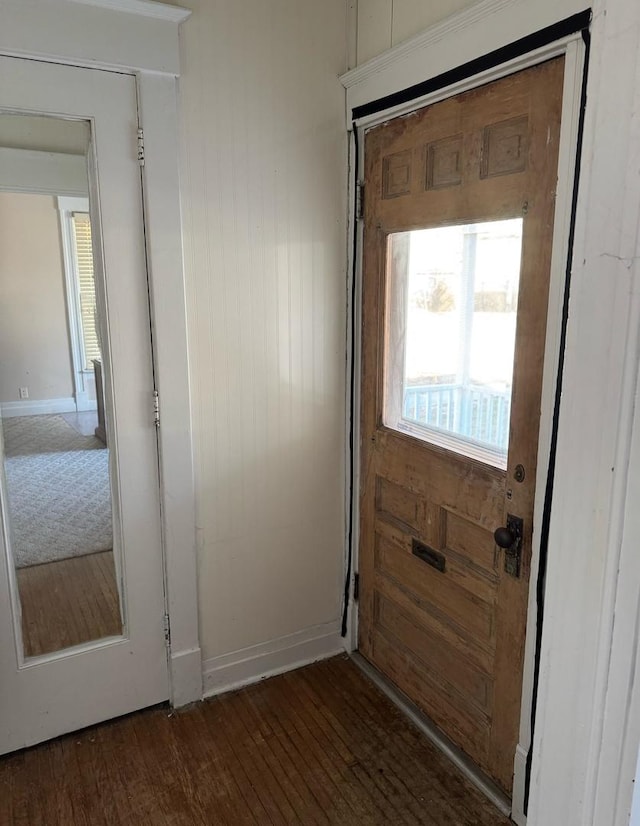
top-left (0, 0), bottom-right (201, 707)
top-left (341, 0), bottom-right (640, 823)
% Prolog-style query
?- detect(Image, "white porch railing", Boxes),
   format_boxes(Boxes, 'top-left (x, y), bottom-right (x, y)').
top-left (403, 383), bottom-right (511, 451)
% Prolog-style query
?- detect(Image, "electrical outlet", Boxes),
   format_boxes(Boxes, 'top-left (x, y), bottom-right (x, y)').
top-left (19, 387), bottom-right (29, 400)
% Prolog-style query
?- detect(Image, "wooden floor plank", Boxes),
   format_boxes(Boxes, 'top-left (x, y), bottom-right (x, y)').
top-left (276, 671), bottom-right (384, 824)
top-left (321, 658), bottom-right (478, 818)
top-left (0, 751), bottom-right (27, 826)
top-left (0, 656), bottom-right (511, 825)
top-left (98, 716), bottom-right (173, 826)
top-left (238, 686), bottom-right (330, 826)
top-left (236, 689), bottom-right (329, 826)
top-left (282, 669), bottom-right (411, 825)
top-left (72, 726), bottom-right (121, 826)
top-left (214, 689), bottom-right (298, 825)
top-left (301, 661), bottom-right (440, 824)
top-left (126, 711), bottom-right (202, 825)
top-left (257, 676), bottom-right (362, 824)
top-left (199, 699), bottom-right (271, 823)
top-left (16, 550), bottom-right (122, 658)
top-left (173, 703), bottom-right (265, 825)
top-left (321, 657), bottom-right (504, 823)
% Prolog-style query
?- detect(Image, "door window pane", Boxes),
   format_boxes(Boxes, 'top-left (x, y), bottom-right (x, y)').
top-left (383, 219), bottom-right (523, 467)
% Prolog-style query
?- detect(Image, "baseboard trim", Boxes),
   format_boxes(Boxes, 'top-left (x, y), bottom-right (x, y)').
top-left (75, 399), bottom-right (98, 413)
top-left (511, 744), bottom-right (529, 825)
top-left (0, 397), bottom-right (76, 418)
top-left (202, 623), bottom-right (343, 698)
top-left (351, 652), bottom-right (512, 818)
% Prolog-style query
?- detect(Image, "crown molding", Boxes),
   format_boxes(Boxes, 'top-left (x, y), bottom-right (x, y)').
top-left (67, 0), bottom-right (190, 24)
top-left (340, 0), bottom-right (515, 88)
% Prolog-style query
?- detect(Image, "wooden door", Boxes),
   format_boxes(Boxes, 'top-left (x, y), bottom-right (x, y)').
top-left (358, 58), bottom-right (564, 794)
top-left (0, 55), bottom-right (168, 753)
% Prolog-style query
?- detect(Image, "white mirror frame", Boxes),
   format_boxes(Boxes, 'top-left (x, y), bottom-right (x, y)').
top-left (0, 0), bottom-right (201, 707)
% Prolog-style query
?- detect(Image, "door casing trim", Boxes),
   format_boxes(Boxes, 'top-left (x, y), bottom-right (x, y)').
top-left (0, 0), bottom-right (201, 708)
top-left (341, 21), bottom-right (586, 825)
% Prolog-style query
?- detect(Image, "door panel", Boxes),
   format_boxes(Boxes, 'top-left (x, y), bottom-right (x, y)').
top-left (358, 58), bottom-right (564, 793)
top-left (0, 56), bottom-right (168, 753)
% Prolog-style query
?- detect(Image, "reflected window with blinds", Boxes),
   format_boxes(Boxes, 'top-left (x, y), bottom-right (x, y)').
top-left (71, 212), bottom-right (101, 369)
top-left (56, 196), bottom-right (101, 414)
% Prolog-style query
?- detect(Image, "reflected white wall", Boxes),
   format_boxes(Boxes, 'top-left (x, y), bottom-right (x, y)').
top-left (0, 193), bottom-right (73, 404)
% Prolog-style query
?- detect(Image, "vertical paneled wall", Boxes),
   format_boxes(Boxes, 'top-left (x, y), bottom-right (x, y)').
top-left (355, 0), bottom-right (479, 64)
top-left (175, 0), bottom-right (348, 662)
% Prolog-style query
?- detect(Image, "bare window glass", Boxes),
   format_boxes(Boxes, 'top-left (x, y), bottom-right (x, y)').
top-left (383, 219), bottom-right (523, 467)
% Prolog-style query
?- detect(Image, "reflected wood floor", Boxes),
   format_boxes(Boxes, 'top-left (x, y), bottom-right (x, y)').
top-left (17, 550), bottom-right (122, 658)
top-left (0, 656), bottom-right (510, 825)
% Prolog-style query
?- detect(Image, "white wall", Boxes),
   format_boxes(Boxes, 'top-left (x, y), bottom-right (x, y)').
top-left (356, 0), bottom-right (477, 63)
top-left (174, 0), bottom-right (348, 670)
top-left (0, 192), bottom-right (73, 403)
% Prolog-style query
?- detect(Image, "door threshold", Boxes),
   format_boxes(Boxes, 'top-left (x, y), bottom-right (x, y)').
top-left (350, 652), bottom-right (512, 818)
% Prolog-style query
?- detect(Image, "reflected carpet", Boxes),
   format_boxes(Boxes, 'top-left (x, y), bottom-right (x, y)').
top-left (2, 414), bottom-right (112, 568)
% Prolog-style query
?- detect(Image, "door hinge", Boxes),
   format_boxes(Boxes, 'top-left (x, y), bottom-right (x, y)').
top-left (137, 127), bottom-right (145, 167)
top-left (153, 389), bottom-right (160, 428)
top-left (355, 182), bottom-right (364, 221)
top-left (163, 613), bottom-right (171, 646)
top-left (353, 572), bottom-right (360, 601)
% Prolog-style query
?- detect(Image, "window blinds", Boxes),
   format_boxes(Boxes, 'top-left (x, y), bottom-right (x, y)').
top-left (71, 213), bottom-right (101, 370)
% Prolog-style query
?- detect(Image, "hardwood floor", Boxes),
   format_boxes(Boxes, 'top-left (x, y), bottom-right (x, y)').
top-left (0, 656), bottom-right (510, 825)
top-left (17, 550), bottom-right (122, 658)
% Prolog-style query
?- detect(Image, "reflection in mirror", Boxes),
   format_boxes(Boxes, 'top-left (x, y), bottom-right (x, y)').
top-left (0, 114), bottom-right (124, 658)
